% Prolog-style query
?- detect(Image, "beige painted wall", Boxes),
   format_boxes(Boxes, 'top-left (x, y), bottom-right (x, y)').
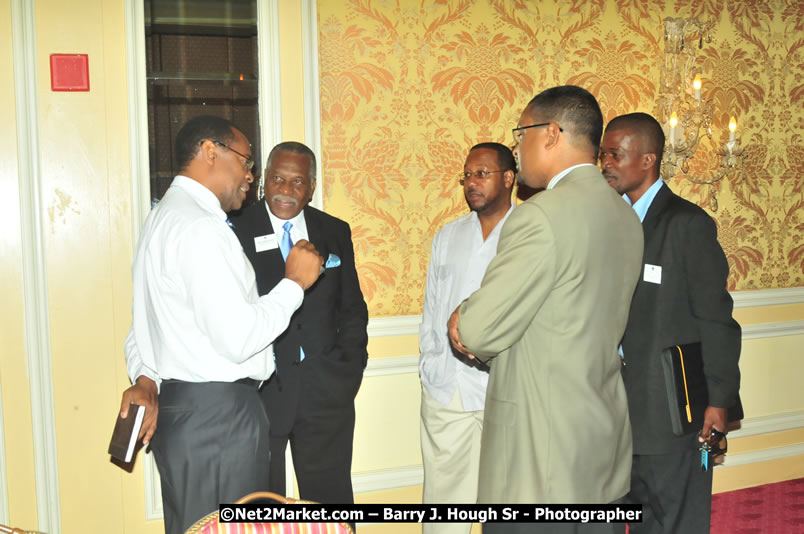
top-left (0, 1), bottom-right (802, 534)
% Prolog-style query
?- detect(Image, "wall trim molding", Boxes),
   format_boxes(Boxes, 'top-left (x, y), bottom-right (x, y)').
top-left (367, 315), bottom-right (804, 341)
top-left (364, 355), bottom-right (419, 377)
top-left (719, 443), bottom-right (804, 468)
top-left (364, 288), bottom-right (804, 339)
top-left (256, 0), bottom-right (282, 175)
top-left (732, 287), bottom-right (804, 308)
top-left (140, 390), bottom-right (804, 509)
top-left (741, 320), bottom-right (804, 340)
top-left (124, 0), bottom-right (150, 238)
top-left (346, 412), bottom-right (804, 494)
top-left (0, 381), bottom-right (8, 524)
top-left (729, 411), bottom-right (804, 439)
top-left (368, 315), bottom-right (421, 338)
top-left (11, 0), bottom-right (62, 531)
top-left (302, 0), bottom-right (324, 211)
top-left (144, 452), bottom-right (163, 520)
top-left (352, 466), bottom-right (424, 494)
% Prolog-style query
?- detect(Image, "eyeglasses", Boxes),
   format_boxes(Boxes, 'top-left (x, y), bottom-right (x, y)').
top-left (512, 122), bottom-right (563, 145)
top-left (214, 140), bottom-right (255, 172)
top-left (459, 170), bottom-right (505, 185)
top-left (700, 429), bottom-right (728, 471)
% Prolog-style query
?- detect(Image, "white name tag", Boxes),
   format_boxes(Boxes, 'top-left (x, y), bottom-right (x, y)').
top-left (254, 234), bottom-right (278, 253)
top-left (643, 263), bottom-right (662, 284)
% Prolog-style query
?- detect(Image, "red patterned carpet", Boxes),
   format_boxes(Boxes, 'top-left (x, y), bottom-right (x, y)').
top-left (710, 478), bottom-right (804, 534)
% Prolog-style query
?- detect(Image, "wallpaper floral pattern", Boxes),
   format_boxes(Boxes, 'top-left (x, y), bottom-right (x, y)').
top-left (317, 0), bottom-right (804, 316)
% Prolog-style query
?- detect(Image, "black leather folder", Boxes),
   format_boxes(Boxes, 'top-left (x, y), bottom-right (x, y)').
top-left (661, 343), bottom-right (743, 436)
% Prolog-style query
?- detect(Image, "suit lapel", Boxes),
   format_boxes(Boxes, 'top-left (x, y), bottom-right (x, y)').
top-left (642, 181), bottom-right (672, 233)
top-left (303, 207), bottom-right (329, 258)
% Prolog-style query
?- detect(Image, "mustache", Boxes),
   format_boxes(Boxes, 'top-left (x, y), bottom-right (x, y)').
top-left (271, 194), bottom-right (298, 205)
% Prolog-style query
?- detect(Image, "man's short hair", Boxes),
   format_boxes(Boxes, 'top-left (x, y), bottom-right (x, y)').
top-left (605, 112), bottom-right (666, 171)
top-left (470, 142), bottom-right (517, 176)
top-left (525, 85), bottom-right (604, 155)
top-left (174, 115), bottom-right (241, 172)
top-left (266, 142), bottom-right (317, 182)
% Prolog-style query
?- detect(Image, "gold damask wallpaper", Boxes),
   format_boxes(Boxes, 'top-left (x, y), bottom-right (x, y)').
top-left (316, 0), bottom-right (804, 316)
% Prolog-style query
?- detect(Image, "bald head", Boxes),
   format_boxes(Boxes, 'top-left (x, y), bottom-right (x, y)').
top-left (604, 112), bottom-right (665, 174)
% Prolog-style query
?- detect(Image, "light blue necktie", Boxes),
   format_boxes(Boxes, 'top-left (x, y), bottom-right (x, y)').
top-left (279, 221), bottom-right (293, 261)
top-left (279, 221), bottom-right (304, 361)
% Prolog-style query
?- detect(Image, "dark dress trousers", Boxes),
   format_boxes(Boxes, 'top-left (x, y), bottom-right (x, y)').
top-left (620, 183), bottom-right (741, 533)
top-left (231, 203), bottom-right (368, 504)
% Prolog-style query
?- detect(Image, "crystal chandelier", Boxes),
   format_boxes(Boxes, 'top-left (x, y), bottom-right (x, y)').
top-left (656, 17), bottom-right (745, 211)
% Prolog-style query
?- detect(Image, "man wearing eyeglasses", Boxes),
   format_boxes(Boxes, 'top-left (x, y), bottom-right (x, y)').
top-left (419, 142), bottom-right (515, 534)
top-left (448, 86), bottom-right (643, 533)
top-left (120, 116), bottom-right (324, 533)
top-left (600, 112), bottom-right (741, 534)
top-left (230, 142), bottom-right (368, 508)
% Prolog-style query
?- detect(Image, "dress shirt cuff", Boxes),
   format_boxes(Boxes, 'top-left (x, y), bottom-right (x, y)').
top-left (130, 366), bottom-right (162, 394)
top-left (275, 277), bottom-right (305, 309)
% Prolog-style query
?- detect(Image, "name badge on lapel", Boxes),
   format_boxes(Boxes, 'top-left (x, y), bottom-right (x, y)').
top-left (644, 263), bottom-right (662, 284)
top-left (254, 234), bottom-right (278, 253)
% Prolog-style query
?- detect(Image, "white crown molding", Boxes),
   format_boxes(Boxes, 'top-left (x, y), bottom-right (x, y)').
top-left (144, 452), bottom-right (163, 520)
top-left (367, 315), bottom-right (804, 341)
top-left (729, 411), bottom-right (804, 439)
top-left (257, 0), bottom-right (282, 173)
top-left (367, 315), bottom-right (421, 338)
top-left (717, 443), bottom-right (804, 468)
top-left (741, 321), bottom-right (804, 340)
top-left (346, 412), bottom-right (804, 494)
top-left (125, 0), bottom-right (150, 239)
top-left (364, 355), bottom-right (419, 378)
top-left (731, 287), bottom-right (804, 308)
top-left (140, 390), bottom-right (804, 511)
top-left (0, 381), bottom-right (8, 524)
top-left (302, 0), bottom-right (324, 210)
top-left (11, 0), bottom-right (62, 532)
top-left (352, 465), bottom-right (424, 494)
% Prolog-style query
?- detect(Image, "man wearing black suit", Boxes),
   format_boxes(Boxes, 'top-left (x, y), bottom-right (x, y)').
top-left (231, 141), bottom-right (368, 504)
top-left (600, 113), bottom-right (741, 533)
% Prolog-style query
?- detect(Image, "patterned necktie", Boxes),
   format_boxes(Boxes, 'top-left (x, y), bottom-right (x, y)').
top-left (280, 221), bottom-right (293, 261)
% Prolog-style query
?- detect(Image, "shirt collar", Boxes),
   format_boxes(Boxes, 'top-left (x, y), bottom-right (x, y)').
top-left (264, 200), bottom-right (308, 235)
top-left (171, 175), bottom-right (227, 220)
top-left (546, 163), bottom-right (596, 190)
top-left (623, 178), bottom-right (664, 222)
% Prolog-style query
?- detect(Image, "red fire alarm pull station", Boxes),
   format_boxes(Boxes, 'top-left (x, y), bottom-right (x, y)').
top-left (50, 54), bottom-right (89, 92)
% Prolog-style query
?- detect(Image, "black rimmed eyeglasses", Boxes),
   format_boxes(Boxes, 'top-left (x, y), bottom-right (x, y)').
top-left (512, 122), bottom-right (563, 145)
top-left (213, 140), bottom-right (255, 172)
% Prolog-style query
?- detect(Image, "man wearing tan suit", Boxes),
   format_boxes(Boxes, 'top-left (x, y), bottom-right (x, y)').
top-left (448, 86), bottom-right (643, 533)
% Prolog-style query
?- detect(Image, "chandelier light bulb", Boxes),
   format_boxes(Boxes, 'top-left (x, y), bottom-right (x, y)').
top-left (728, 116), bottom-right (737, 143)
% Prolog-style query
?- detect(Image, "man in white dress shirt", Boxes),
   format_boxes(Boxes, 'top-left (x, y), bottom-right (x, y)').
top-left (419, 142), bottom-right (516, 533)
top-left (118, 115), bottom-right (323, 534)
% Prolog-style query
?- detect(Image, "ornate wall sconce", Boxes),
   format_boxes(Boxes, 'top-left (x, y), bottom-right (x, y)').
top-left (656, 17), bottom-right (745, 211)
